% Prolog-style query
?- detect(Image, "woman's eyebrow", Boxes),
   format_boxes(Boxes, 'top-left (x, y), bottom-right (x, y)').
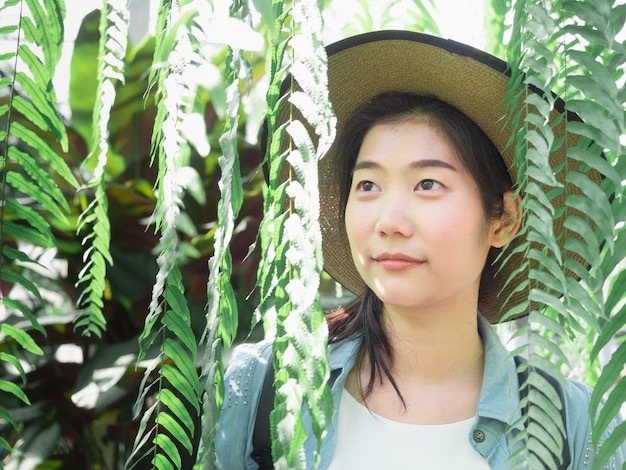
top-left (409, 159), bottom-right (457, 171)
top-left (353, 159), bottom-right (457, 172)
top-left (352, 160), bottom-right (382, 172)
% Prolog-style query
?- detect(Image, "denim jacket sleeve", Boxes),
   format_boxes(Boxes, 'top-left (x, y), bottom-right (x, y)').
top-left (565, 379), bottom-right (626, 469)
top-left (215, 340), bottom-right (273, 470)
top-left (475, 316), bottom-right (626, 469)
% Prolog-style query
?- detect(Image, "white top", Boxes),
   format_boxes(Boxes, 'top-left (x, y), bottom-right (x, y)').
top-left (328, 388), bottom-right (490, 469)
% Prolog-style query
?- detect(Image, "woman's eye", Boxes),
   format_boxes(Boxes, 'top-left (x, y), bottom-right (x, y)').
top-left (356, 180), bottom-right (379, 192)
top-left (416, 179), bottom-right (442, 191)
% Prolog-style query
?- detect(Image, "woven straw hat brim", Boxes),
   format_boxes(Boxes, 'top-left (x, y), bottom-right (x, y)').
top-left (271, 30), bottom-right (598, 323)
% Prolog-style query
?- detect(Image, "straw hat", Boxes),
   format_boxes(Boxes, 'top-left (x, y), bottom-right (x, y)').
top-left (269, 30), bottom-right (597, 323)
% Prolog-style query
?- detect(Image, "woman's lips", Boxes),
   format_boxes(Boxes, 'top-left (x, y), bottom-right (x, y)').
top-left (373, 253), bottom-right (425, 271)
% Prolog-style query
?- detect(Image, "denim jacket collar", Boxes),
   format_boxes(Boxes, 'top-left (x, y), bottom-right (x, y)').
top-left (325, 314), bottom-right (521, 428)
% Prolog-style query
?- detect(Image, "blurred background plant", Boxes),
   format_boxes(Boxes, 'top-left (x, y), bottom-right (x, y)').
top-left (0, 0), bottom-right (624, 469)
top-left (0, 3), bottom-right (266, 467)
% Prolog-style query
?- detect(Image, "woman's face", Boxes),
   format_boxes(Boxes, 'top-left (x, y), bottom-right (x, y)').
top-left (344, 120), bottom-right (505, 315)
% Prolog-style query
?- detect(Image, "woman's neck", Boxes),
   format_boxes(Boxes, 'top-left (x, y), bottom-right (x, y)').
top-left (347, 303), bottom-right (485, 424)
top-left (382, 304), bottom-right (483, 383)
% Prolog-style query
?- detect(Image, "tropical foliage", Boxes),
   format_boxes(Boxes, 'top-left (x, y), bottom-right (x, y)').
top-left (0, 0), bottom-right (624, 469)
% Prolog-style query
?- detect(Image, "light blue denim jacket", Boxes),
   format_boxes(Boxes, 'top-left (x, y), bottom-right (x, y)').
top-left (215, 315), bottom-right (626, 469)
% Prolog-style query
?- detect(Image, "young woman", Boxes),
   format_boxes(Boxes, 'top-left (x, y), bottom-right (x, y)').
top-left (215, 31), bottom-right (626, 469)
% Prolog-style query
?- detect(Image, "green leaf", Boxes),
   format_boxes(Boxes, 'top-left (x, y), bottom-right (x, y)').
top-left (24, 0), bottom-right (65, 71)
top-left (9, 121), bottom-right (78, 187)
top-left (163, 282), bottom-right (190, 325)
top-left (164, 311), bottom-right (197, 355)
top-left (0, 351), bottom-right (27, 383)
top-left (152, 452), bottom-right (175, 470)
top-left (69, 9), bottom-right (100, 145)
top-left (0, 408), bottom-right (18, 432)
top-left (594, 376), bottom-right (626, 446)
top-left (1, 299), bottom-right (46, 335)
top-left (13, 74), bottom-right (67, 143)
top-left (590, 341), bottom-right (626, 420)
top-left (162, 338), bottom-right (199, 397)
top-left (156, 411), bottom-right (193, 455)
top-left (0, 379), bottom-right (31, 405)
top-left (567, 146), bottom-right (621, 190)
top-left (158, 388), bottom-right (195, 436)
top-left (567, 120), bottom-right (619, 154)
top-left (565, 171), bottom-right (613, 227)
top-left (0, 24), bottom-right (18, 35)
top-left (2, 220), bottom-right (54, 247)
top-left (160, 364), bottom-right (199, 413)
top-left (8, 145), bottom-right (70, 212)
top-left (217, 273), bottom-right (238, 347)
top-left (2, 270), bottom-right (43, 301)
top-left (153, 433), bottom-right (181, 469)
top-left (1, 323), bottom-right (44, 355)
top-left (4, 197), bottom-right (54, 242)
top-left (593, 419), bottom-right (626, 470)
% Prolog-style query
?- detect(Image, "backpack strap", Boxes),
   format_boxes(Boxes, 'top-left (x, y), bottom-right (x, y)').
top-left (251, 359), bottom-right (275, 469)
top-left (514, 355), bottom-right (571, 469)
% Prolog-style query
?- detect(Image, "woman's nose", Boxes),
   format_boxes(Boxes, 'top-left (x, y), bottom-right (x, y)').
top-left (374, 200), bottom-right (414, 237)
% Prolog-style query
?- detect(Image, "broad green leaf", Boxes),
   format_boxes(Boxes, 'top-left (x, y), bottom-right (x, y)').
top-left (9, 121), bottom-right (78, 187)
top-left (152, 452), bottom-right (175, 470)
top-left (217, 273), bottom-right (238, 346)
top-left (1, 323), bottom-right (44, 355)
top-left (156, 411), bottom-right (193, 455)
top-left (567, 121), bottom-right (619, 154)
top-left (158, 388), bottom-right (195, 436)
top-left (12, 76), bottom-right (66, 142)
top-left (162, 338), bottom-right (199, 398)
top-left (69, 9), bottom-right (100, 145)
top-left (590, 342), bottom-right (626, 419)
top-left (0, 379), bottom-right (31, 405)
top-left (161, 364), bottom-right (199, 410)
top-left (2, 270), bottom-right (43, 301)
top-left (605, 269), bottom-right (626, 317)
top-left (594, 377), bottom-right (626, 447)
top-left (24, 0), bottom-right (65, 70)
top-left (4, 198), bottom-right (54, 241)
top-left (593, 420), bottom-right (626, 470)
top-left (164, 312), bottom-right (197, 355)
top-left (2, 220), bottom-right (54, 248)
top-left (567, 146), bottom-right (621, 191)
top-left (0, 352), bottom-right (27, 383)
top-left (0, 408), bottom-right (18, 431)
top-left (163, 282), bottom-right (190, 325)
top-left (0, 24), bottom-right (18, 35)
top-left (1, 298), bottom-right (46, 335)
top-left (153, 433), bottom-right (181, 469)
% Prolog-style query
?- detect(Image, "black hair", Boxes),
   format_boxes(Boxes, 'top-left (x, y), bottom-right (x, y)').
top-left (327, 92), bottom-right (513, 405)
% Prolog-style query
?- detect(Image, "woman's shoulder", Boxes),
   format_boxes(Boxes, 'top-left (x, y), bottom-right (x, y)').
top-left (223, 339), bottom-right (273, 403)
top-left (226, 339), bottom-right (273, 371)
top-left (215, 340), bottom-right (274, 469)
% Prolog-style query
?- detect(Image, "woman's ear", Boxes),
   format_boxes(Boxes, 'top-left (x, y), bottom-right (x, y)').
top-left (490, 190), bottom-right (522, 248)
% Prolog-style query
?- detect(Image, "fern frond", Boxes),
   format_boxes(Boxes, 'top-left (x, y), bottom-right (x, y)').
top-left (504, 0), bottom-right (626, 467)
top-left (74, 1), bottom-right (130, 338)
top-left (130, 2), bottom-right (233, 468)
top-left (0, 321), bottom-right (44, 454)
top-left (199, 3), bottom-right (251, 467)
top-left (253, 1), bottom-right (335, 468)
top-left (557, 2), bottom-right (626, 467)
top-left (502, 1), bottom-right (575, 468)
top-left (0, 0), bottom-right (69, 457)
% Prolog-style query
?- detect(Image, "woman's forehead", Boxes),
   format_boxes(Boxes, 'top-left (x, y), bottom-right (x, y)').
top-left (355, 120), bottom-right (465, 168)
